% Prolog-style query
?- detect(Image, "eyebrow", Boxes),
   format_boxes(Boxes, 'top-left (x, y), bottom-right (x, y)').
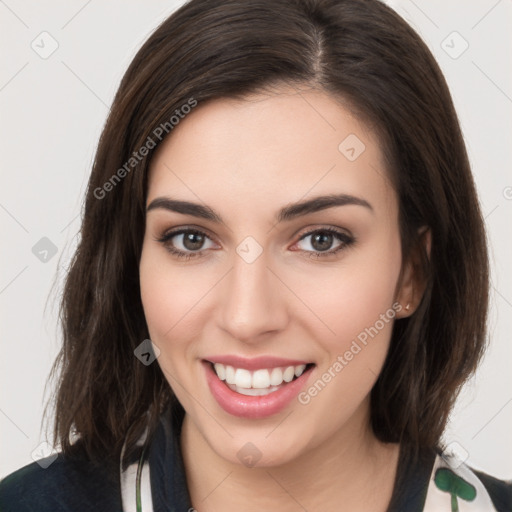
top-left (146, 193), bottom-right (374, 223)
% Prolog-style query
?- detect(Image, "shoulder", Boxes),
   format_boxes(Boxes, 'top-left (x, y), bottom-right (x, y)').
top-left (425, 451), bottom-right (512, 512)
top-left (0, 444), bottom-right (123, 512)
top-left (389, 445), bottom-right (512, 511)
top-left (472, 468), bottom-right (512, 512)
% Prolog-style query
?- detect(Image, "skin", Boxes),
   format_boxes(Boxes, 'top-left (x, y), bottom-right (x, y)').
top-left (139, 85), bottom-right (423, 511)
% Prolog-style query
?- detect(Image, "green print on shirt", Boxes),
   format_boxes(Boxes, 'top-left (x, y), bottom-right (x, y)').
top-left (434, 468), bottom-right (477, 512)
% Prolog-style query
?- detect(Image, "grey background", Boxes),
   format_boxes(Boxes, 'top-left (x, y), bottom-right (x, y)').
top-left (1, 0), bottom-right (511, 479)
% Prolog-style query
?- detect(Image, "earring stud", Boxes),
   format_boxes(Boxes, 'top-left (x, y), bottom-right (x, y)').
top-left (405, 303), bottom-right (411, 311)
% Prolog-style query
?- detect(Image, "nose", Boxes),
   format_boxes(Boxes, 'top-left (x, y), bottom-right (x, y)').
top-left (217, 248), bottom-right (288, 343)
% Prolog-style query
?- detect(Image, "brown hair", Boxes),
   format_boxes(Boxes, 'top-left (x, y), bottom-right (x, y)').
top-left (49, 0), bottom-right (489, 471)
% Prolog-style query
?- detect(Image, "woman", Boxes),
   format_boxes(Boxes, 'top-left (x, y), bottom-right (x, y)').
top-left (1, 0), bottom-right (510, 510)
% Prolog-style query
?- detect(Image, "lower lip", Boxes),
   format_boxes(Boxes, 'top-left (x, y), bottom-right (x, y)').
top-left (203, 361), bottom-right (314, 419)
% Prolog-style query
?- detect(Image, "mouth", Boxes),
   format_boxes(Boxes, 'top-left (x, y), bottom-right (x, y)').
top-left (202, 359), bottom-right (316, 418)
top-left (208, 361), bottom-right (315, 395)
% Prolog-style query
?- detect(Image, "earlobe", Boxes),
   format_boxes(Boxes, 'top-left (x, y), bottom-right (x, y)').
top-left (395, 260), bottom-right (416, 319)
top-left (395, 227), bottom-right (431, 318)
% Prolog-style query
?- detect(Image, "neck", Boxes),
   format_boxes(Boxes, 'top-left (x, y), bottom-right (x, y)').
top-left (180, 400), bottom-right (400, 512)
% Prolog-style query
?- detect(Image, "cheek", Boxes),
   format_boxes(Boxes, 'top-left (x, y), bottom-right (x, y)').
top-left (291, 244), bottom-right (401, 350)
top-left (292, 259), bottom-right (401, 429)
top-left (139, 250), bottom-right (201, 408)
top-left (139, 245), bottom-right (197, 347)
top-left (139, 242), bottom-right (222, 366)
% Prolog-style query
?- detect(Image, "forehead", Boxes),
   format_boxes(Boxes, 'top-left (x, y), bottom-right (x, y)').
top-left (147, 87), bottom-right (395, 216)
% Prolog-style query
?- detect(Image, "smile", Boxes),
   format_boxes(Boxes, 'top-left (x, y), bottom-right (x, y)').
top-left (212, 362), bottom-right (309, 396)
top-left (202, 356), bottom-right (315, 418)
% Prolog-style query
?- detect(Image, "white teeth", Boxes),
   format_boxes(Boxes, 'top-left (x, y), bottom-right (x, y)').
top-left (211, 362), bottom-right (309, 389)
top-left (295, 364), bottom-right (306, 377)
top-left (214, 363), bottom-right (226, 381)
top-left (234, 368), bottom-right (252, 388)
top-left (283, 366), bottom-right (295, 382)
top-left (269, 367), bottom-right (283, 386)
top-left (252, 369), bottom-right (270, 389)
top-left (228, 384), bottom-right (281, 396)
top-left (225, 365), bottom-right (236, 384)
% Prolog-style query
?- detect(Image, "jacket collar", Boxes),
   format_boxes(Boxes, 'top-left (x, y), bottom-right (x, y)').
top-left (120, 399), bottom-right (191, 512)
top-left (120, 401), bottom-right (496, 511)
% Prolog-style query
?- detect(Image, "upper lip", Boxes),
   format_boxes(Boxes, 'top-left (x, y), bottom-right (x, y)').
top-left (204, 355), bottom-right (313, 371)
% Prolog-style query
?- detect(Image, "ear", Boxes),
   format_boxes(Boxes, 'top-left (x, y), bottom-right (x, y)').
top-left (394, 226), bottom-right (431, 319)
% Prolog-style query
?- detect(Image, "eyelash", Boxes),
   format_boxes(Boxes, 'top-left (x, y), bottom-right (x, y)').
top-left (155, 227), bottom-right (355, 261)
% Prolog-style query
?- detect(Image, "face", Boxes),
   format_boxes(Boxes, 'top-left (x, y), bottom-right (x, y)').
top-left (139, 86), bottom-right (413, 467)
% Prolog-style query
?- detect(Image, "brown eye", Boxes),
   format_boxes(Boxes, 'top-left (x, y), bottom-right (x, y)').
top-left (295, 228), bottom-right (355, 258)
top-left (310, 232), bottom-right (335, 251)
top-left (157, 228), bottom-right (216, 259)
top-left (182, 231), bottom-right (206, 251)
